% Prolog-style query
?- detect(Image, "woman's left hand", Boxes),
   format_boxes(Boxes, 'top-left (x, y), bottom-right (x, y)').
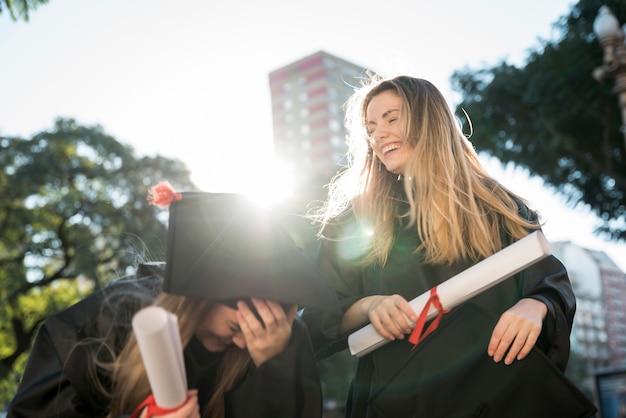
top-left (236, 298), bottom-right (298, 367)
top-left (487, 298), bottom-right (547, 365)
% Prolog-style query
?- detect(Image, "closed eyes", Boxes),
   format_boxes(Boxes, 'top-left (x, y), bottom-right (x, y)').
top-left (366, 117), bottom-right (398, 137)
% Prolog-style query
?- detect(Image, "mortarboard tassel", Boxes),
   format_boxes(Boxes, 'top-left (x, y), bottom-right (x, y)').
top-left (148, 181), bottom-right (183, 207)
top-left (130, 394), bottom-right (190, 418)
top-left (408, 286), bottom-right (450, 349)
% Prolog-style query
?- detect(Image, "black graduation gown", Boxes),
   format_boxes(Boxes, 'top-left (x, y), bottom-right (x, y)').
top-left (7, 264), bottom-right (323, 418)
top-left (302, 212), bottom-right (597, 418)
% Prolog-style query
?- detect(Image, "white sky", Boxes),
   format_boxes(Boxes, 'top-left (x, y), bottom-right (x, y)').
top-left (1, 0), bottom-right (624, 271)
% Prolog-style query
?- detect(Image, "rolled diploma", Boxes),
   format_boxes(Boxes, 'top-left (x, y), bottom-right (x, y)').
top-left (348, 230), bottom-right (552, 357)
top-left (132, 306), bottom-right (188, 408)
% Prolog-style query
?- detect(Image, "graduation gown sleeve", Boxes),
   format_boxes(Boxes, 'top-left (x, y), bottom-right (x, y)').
top-left (6, 314), bottom-right (95, 418)
top-left (301, 216), bottom-right (368, 358)
top-left (505, 202), bottom-right (577, 371)
top-left (518, 253), bottom-right (576, 371)
top-left (224, 318), bottom-right (323, 418)
top-left (7, 271), bottom-right (163, 418)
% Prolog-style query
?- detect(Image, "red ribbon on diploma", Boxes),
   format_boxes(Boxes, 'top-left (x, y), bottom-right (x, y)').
top-left (130, 394), bottom-right (187, 418)
top-left (408, 286), bottom-right (450, 349)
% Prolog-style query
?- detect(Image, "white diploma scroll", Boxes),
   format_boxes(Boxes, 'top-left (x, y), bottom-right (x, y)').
top-left (132, 306), bottom-right (188, 408)
top-left (348, 230), bottom-right (552, 357)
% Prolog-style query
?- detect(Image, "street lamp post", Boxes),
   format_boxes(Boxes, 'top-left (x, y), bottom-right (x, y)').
top-left (593, 5), bottom-right (626, 151)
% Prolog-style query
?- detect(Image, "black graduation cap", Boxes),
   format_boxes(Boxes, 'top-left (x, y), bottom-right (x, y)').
top-left (365, 302), bottom-right (597, 418)
top-left (149, 183), bottom-right (340, 312)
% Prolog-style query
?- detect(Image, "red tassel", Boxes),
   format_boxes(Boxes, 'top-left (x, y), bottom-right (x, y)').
top-left (408, 286), bottom-right (450, 349)
top-left (130, 394), bottom-right (187, 418)
top-left (147, 181), bottom-right (183, 207)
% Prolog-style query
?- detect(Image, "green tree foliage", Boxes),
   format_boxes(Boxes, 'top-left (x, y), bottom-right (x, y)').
top-left (0, 118), bottom-right (196, 407)
top-left (0, 0), bottom-right (49, 21)
top-left (451, 0), bottom-right (625, 241)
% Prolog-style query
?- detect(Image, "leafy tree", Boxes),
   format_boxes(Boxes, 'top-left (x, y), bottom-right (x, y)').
top-left (0, 0), bottom-right (49, 21)
top-left (451, 0), bottom-right (625, 241)
top-left (0, 118), bottom-right (196, 408)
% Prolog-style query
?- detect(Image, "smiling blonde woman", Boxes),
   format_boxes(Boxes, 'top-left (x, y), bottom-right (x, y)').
top-left (303, 75), bottom-right (596, 418)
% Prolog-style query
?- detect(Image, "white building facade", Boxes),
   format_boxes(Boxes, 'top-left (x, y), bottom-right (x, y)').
top-left (552, 242), bottom-right (626, 382)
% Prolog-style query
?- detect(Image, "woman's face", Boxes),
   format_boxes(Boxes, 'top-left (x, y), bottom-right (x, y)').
top-left (365, 89), bottom-right (413, 175)
top-left (195, 303), bottom-right (247, 352)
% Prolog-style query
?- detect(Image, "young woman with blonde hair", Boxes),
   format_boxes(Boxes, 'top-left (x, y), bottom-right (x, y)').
top-left (9, 185), bottom-right (338, 418)
top-left (303, 75), bottom-right (595, 418)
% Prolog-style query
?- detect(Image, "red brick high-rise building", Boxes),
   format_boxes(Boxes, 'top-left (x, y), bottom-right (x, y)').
top-left (268, 50), bottom-right (369, 202)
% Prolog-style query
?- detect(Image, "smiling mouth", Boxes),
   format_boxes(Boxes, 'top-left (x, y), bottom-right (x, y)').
top-left (382, 143), bottom-right (400, 156)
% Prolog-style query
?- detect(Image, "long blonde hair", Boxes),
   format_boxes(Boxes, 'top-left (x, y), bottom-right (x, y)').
top-left (107, 293), bottom-right (251, 418)
top-left (314, 75), bottom-right (540, 266)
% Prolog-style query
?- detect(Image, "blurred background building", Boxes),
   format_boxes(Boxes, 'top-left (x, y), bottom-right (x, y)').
top-left (268, 50), bottom-right (368, 205)
top-left (553, 242), bottom-right (626, 390)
